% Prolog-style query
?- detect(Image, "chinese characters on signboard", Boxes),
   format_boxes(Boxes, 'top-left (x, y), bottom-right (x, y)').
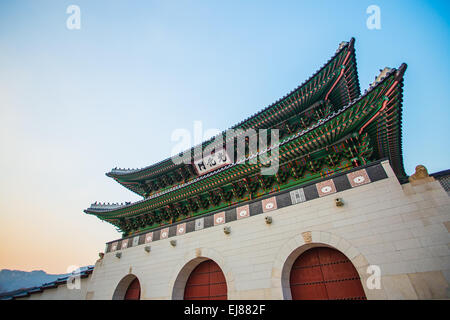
top-left (194, 149), bottom-right (231, 176)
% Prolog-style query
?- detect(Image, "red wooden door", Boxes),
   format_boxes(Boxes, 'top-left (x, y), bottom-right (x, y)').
top-left (124, 278), bottom-right (141, 300)
top-left (184, 260), bottom-right (227, 300)
top-left (290, 247), bottom-right (366, 300)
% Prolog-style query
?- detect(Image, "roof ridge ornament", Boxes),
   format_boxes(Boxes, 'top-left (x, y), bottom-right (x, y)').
top-left (370, 67), bottom-right (393, 88)
top-left (105, 38), bottom-right (358, 183)
top-left (89, 202), bottom-right (127, 209)
top-left (337, 41), bottom-right (348, 52)
top-left (336, 37), bottom-right (355, 53)
top-left (85, 60), bottom-right (407, 219)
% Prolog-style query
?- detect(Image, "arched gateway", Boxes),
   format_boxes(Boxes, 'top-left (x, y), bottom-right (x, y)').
top-left (289, 247), bottom-right (366, 300)
top-left (82, 39), bottom-right (414, 302)
top-left (124, 278), bottom-right (141, 300)
top-left (112, 274), bottom-right (141, 300)
top-left (184, 259), bottom-right (227, 300)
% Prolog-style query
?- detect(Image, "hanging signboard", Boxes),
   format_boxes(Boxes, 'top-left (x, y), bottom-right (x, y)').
top-left (193, 148), bottom-right (232, 176)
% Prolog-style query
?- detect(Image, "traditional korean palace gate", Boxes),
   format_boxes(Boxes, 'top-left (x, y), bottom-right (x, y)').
top-left (184, 260), bottom-right (228, 300)
top-left (290, 247), bottom-right (366, 300)
top-left (84, 38), bottom-right (410, 300)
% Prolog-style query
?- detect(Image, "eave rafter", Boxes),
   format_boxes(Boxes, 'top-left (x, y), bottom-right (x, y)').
top-left (86, 41), bottom-right (407, 237)
top-left (87, 63), bottom-right (403, 224)
top-left (103, 38), bottom-right (360, 198)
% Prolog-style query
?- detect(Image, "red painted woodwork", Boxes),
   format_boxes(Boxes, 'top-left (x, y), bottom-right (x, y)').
top-left (124, 278), bottom-right (141, 300)
top-left (184, 260), bottom-right (227, 300)
top-left (290, 247), bottom-right (366, 300)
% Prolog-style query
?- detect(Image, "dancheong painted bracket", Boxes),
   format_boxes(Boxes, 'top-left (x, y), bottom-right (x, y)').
top-left (84, 38), bottom-right (407, 238)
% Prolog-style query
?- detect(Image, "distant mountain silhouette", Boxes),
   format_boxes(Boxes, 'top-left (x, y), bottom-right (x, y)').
top-left (0, 269), bottom-right (67, 295)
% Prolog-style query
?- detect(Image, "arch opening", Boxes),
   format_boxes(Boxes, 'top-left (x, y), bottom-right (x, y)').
top-left (171, 257), bottom-right (228, 300)
top-left (288, 246), bottom-right (366, 300)
top-left (112, 274), bottom-right (141, 300)
top-left (183, 259), bottom-right (227, 300)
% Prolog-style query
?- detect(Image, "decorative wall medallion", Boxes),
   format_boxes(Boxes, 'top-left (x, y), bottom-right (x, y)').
top-left (195, 218), bottom-right (204, 231)
top-left (316, 180), bottom-right (337, 197)
top-left (145, 232), bottom-right (153, 243)
top-left (302, 231), bottom-right (312, 244)
top-left (354, 177), bottom-right (364, 183)
top-left (262, 197), bottom-right (277, 212)
top-left (290, 188), bottom-right (306, 204)
top-left (237, 205), bottom-right (250, 219)
top-left (214, 212), bottom-right (226, 225)
top-left (160, 228), bottom-right (169, 239)
top-left (104, 163), bottom-right (388, 252)
top-left (176, 223), bottom-right (186, 235)
top-left (347, 169), bottom-right (371, 187)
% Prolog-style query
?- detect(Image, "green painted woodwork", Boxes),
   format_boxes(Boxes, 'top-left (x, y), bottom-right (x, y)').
top-left (105, 39), bottom-right (360, 198)
top-left (85, 47), bottom-right (407, 237)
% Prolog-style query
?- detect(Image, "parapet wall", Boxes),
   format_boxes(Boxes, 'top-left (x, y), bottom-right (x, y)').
top-left (83, 160), bottom-right (450, 300)
top-left (15, 160), bottom-right (450, 300)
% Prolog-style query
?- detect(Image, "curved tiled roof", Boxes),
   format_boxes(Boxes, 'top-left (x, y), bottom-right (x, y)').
top-left (85, 63), bottom-right (407, 223)
top-left (1, 266), bottom-right (94, 300)
top-left (105, 38), bottom-right (360, 193)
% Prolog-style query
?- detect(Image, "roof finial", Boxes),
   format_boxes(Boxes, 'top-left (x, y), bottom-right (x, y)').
top-left (370, 67), bottom-right (393, 88)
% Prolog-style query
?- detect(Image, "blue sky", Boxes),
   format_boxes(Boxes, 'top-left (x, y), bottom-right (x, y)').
top-left (0, 0), bottom-right (449, 272)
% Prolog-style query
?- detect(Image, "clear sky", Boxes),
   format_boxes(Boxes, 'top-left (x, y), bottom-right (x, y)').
top-left (0, 0), bottom-right (449, 274)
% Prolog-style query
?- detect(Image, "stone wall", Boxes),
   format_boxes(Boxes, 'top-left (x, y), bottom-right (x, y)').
top-left (18, 160), bottom-right (450, 300)
top-left (24, 277), bottom-right (90, 300)
top-left (83, 160), bottom-right (450, 300)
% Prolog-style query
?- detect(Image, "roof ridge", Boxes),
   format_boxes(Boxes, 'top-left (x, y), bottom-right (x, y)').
top-left (2, 266), bottom-right (95, 300)
top-left (86, 62), bottom-right (405, 216)
top-left (107, 38), bottom-right (356, 178)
